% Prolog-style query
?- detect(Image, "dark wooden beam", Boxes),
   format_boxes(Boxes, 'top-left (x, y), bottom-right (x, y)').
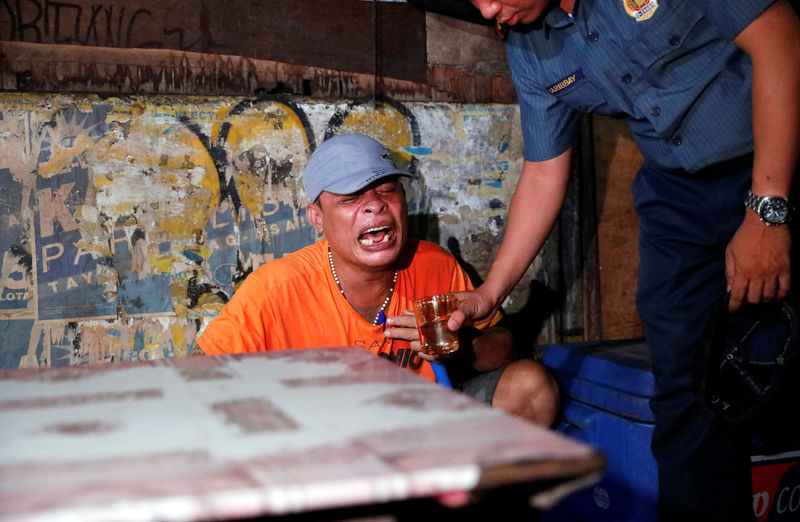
top-left (0, 0), bottom-right (427, 83)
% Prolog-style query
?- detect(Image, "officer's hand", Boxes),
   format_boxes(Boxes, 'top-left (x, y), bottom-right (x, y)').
top-left (447, 287), bottom-right (499, 331)
top-left (726, 212), bottom-right (792, 312)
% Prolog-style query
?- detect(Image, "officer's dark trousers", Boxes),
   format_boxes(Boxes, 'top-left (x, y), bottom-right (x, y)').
top-left (633, 154), bottom-right (757, 522)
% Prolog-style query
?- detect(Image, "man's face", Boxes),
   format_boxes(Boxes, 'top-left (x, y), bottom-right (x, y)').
top-left (469, 0), bottom-right (551, 25)
top-left (307, 178), bottom-right (408, 271)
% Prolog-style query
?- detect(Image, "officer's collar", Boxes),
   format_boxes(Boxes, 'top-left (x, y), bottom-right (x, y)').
top-left (506, 0), bottom-right (577, 37)
top-left (544, 0), bottom-right (578, 29)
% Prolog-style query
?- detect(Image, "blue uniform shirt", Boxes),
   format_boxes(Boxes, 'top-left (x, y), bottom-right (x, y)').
top-left (506, 0), bottom-right (775, 172)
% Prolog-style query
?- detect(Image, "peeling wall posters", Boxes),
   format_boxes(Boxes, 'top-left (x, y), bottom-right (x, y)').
top-left (0, 94), bottom-right (526, 367)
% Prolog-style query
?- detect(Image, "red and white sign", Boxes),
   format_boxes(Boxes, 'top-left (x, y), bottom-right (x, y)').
top-left (752, 451), bottom-right (800, 521)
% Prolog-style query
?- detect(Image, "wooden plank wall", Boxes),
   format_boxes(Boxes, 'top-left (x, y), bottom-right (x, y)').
top-left (0, 0), bottom-right (516, 102)
top-left (0, 0), bottom-right (425, 80)
top-left (593, 117), bottom-right (644, 340)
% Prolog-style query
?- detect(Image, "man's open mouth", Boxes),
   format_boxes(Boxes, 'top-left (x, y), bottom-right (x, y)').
top-left (359, 226), bottom-right (392, 246)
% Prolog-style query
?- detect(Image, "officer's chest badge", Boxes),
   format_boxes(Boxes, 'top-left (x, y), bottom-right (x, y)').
top-left (623, 0), bottom-right (658, 21)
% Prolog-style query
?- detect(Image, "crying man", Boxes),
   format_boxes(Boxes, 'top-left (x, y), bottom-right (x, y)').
top-left (196, 133), bottom-right (560, 427)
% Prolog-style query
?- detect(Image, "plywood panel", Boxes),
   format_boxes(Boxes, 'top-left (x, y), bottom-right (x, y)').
top-left (593, 116), bottom-right (643, 340)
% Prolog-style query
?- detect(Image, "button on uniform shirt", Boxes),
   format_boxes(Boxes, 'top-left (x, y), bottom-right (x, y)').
top-left (506, 0), bottom-right (775, 172)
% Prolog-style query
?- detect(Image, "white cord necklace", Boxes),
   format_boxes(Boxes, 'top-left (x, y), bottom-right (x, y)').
top-left (328, 247), bottom-right (397, 325)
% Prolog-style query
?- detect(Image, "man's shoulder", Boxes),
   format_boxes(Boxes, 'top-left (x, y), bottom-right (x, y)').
top-left (409, 239), bottom-right (455, 261)
top-left (407, 239), bottom-right (458, 264)
top-left (402, 239), bottom-right (476, 293)
top-left (248, 240), bottom-right (326, 287)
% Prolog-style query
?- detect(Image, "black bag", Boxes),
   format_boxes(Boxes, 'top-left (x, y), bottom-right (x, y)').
top-left (698, 298), bottom-right (800, 450)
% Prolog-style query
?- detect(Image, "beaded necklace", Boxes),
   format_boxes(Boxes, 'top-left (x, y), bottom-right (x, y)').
top-left (327, 247), bottom-right (397, 325)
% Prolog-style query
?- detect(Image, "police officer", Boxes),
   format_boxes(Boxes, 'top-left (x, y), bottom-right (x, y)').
top-left (446, 1), bottom-right (800, 521)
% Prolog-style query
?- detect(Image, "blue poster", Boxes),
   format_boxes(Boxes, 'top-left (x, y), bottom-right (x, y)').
top-left (0, 319), bottom-right (35, 368)
top-left (204, 204), bottom-right (239, 299)
top-left (0, 168), bottom-right (31, 310)
top-left (262, 200), bottom-right (317, 260)
top-left (34, 163), bottom-right (117, 320)
top-left (113, 222), bottom-right (173, 315)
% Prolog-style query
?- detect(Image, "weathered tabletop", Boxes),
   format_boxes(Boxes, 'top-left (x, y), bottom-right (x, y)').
top-left (0, 346), bottom-right (603, 521)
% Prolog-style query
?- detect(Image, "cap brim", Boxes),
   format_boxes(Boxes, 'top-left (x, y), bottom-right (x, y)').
top-left (322, 168), bottom-right (417, 196)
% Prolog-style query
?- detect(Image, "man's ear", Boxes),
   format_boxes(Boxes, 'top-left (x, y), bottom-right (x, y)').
top-left (306, 203), bottom-right (325, 234)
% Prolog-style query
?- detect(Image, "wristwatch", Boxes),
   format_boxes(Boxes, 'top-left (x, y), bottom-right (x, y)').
top-left (744, 190), bottom-right (792, 226)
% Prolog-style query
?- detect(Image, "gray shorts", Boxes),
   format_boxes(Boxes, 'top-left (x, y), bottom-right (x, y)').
top-left (456, 365), bottom-right (507, 405)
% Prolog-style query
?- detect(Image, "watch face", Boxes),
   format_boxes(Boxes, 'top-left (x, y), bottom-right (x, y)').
top-left (760, 197), bottom-right (790, 224)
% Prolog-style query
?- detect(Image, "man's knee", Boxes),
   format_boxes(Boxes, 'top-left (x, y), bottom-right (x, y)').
top-left (493, 359), bottom-right (560, 427)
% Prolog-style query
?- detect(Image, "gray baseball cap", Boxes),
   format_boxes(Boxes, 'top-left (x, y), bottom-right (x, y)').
top-left (303, 133), bottom-right (417, 203)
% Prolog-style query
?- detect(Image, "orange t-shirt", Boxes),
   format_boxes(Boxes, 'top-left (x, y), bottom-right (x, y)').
top-left (197, 238), bottom-right (498, 382)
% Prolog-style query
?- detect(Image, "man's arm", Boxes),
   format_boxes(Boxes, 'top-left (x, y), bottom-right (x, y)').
top-left (449, 148), bottom-right (573, 329)
top-left (726, 0), bottom-right (800, 311)
top-left (385, 311), bottom-right (515, 370)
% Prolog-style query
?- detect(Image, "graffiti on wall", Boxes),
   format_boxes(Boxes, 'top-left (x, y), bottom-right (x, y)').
top-left (0, 93), bottom-right (526, 368)
top-left (0, 0), bottom-right (197, 49)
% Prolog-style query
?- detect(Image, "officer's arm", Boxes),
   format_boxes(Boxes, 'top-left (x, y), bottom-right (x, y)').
top-left (735, 0), bottom-right (799, 200)
top-left (726, 0), bottom-right (800, 311)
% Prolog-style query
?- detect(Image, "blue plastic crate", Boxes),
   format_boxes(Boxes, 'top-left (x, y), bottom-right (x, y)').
top-left (540, 339), bottom-right (800, 522)
top-left (540, 339), bottom-right (659, 522)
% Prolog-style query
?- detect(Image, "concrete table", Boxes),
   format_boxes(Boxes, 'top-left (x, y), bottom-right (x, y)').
top-left (0, 347), bottom-right (603, 521)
